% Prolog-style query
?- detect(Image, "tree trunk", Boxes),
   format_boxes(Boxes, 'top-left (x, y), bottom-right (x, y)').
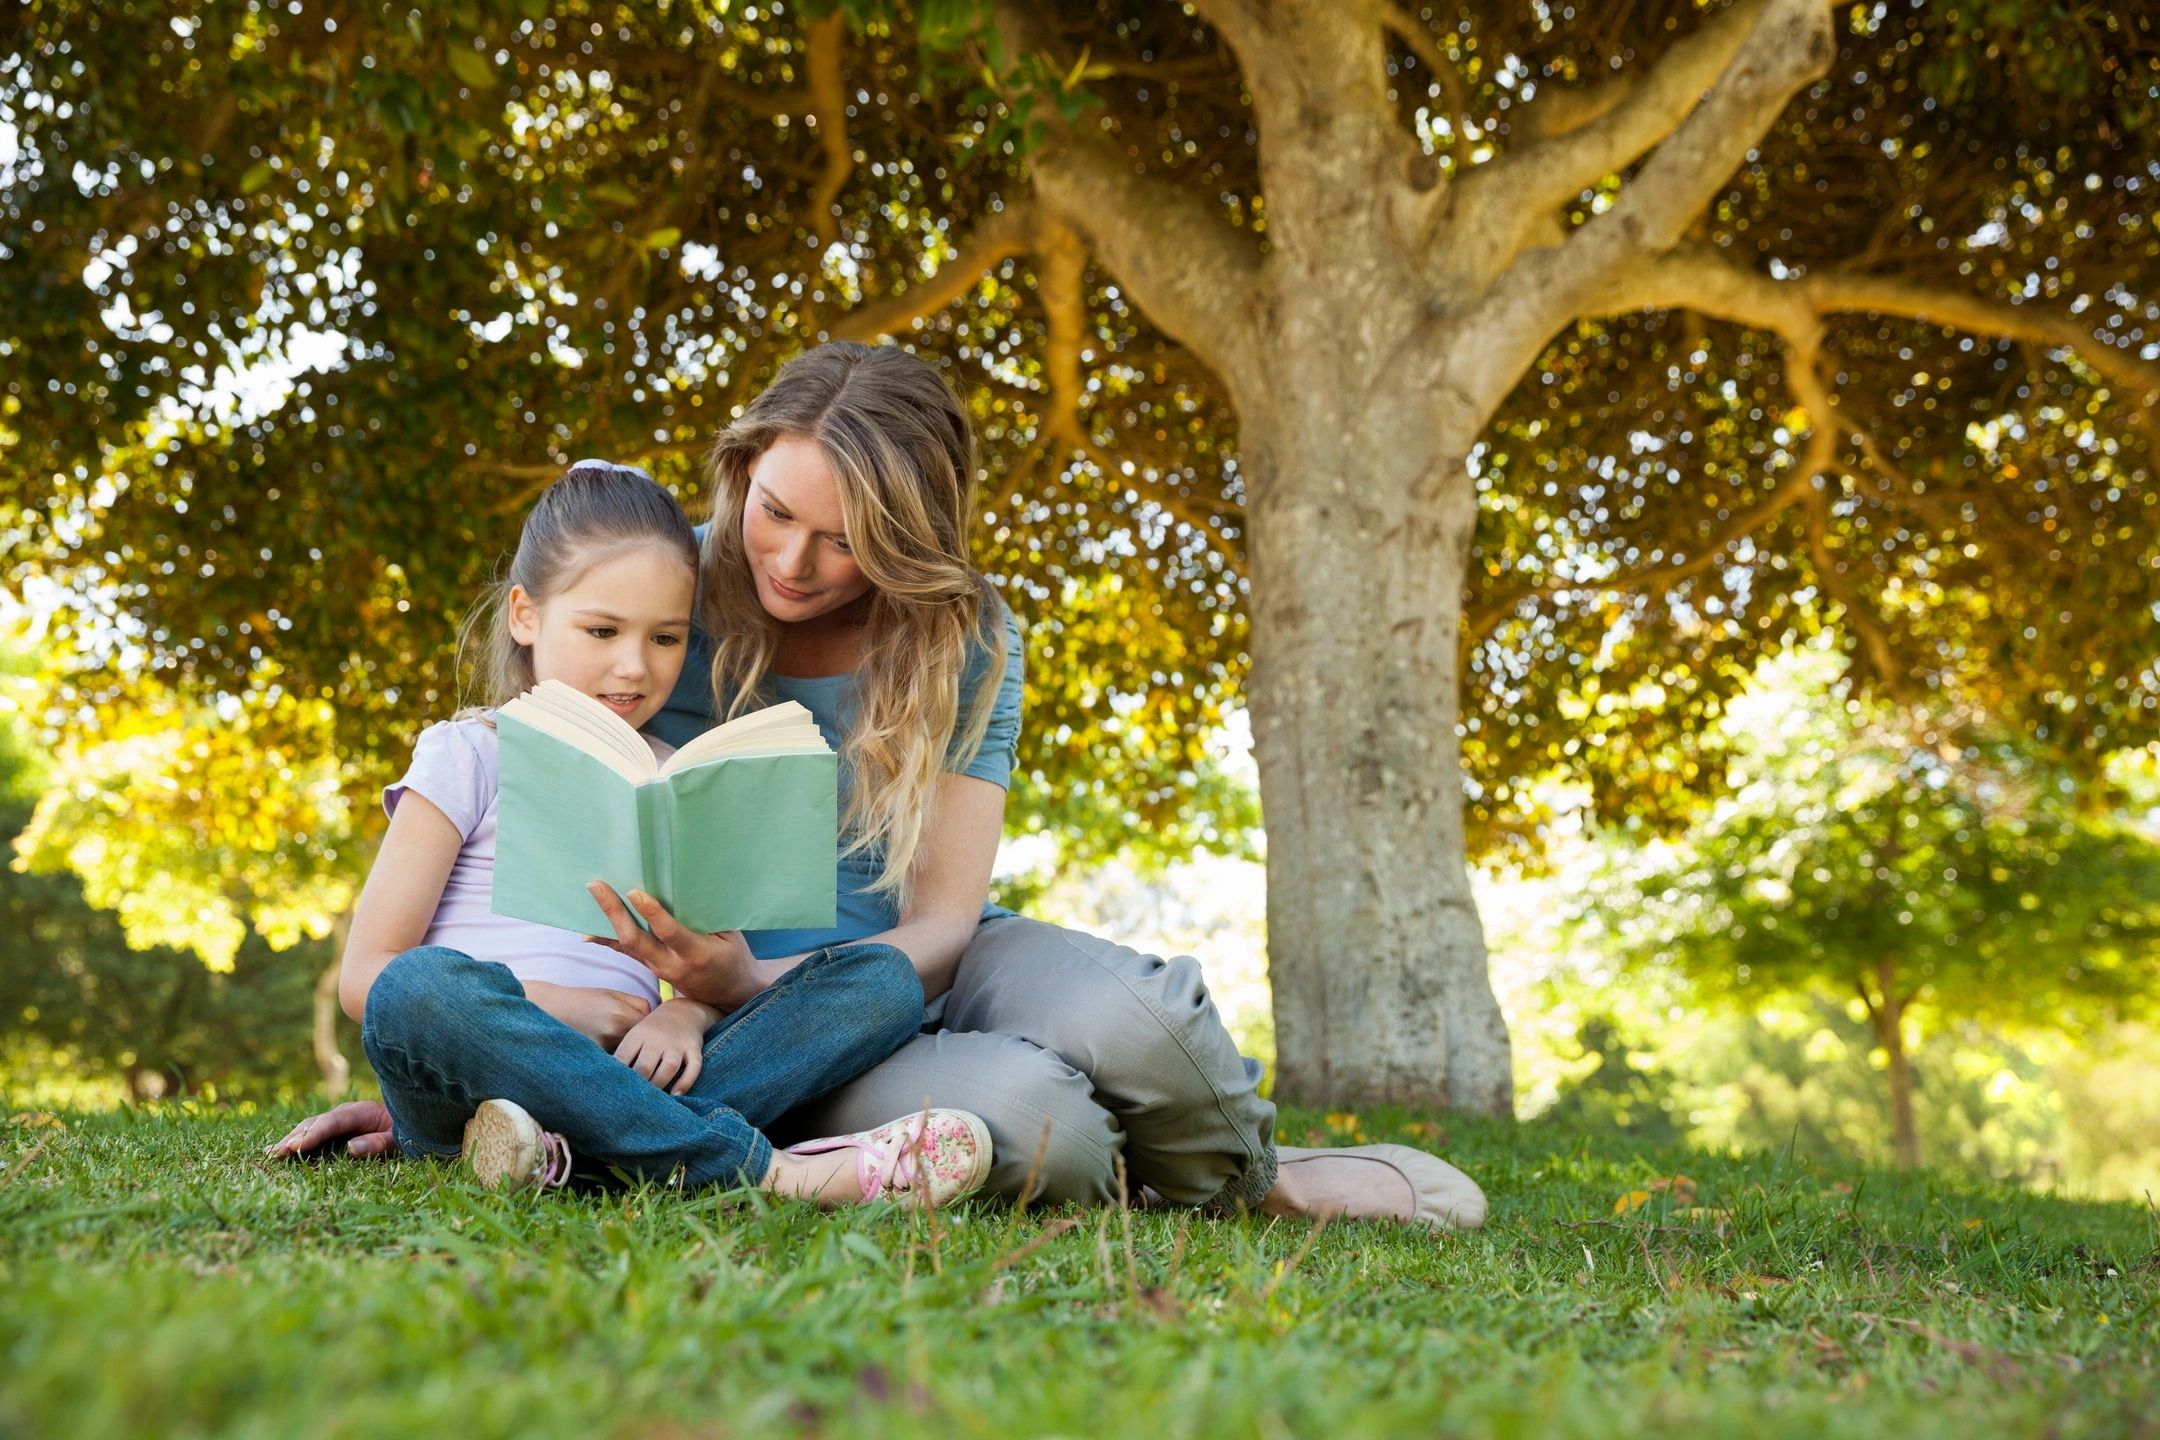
top-left (1244, 353), bottom-right (1515, 1113)
top-left (311, 910), bottom-right (353, 1098)
top-left (1872, 958), bottom-right (1920, 1169)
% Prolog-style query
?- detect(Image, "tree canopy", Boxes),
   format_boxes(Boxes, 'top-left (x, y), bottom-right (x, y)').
top-left (5, 0), bottom-right (2156, 1106)
top-left (7, 1), bottom-right (2152, 849)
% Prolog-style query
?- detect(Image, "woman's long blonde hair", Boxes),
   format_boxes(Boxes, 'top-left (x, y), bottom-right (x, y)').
top-left (702, 343), bottom-right (1005, 901)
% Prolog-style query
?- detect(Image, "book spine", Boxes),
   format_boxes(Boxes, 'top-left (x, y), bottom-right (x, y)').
top-left (636, 781), bottom-right (676, 919)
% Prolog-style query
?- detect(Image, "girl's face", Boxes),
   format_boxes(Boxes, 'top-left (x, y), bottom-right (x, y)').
top-left (741, 437), bottom-right (872, 624)
top-left (508, 542), bottom-right (695, 730)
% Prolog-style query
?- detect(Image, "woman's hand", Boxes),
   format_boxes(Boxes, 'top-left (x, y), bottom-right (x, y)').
top-left (522, 980), bottom-right (653, 1052)
top-left (584, 882), bottom-right (773, 1010)
top-left (264, 1101), bottom-right (398, 1160)
top-left (614, 998), bottom-right (719, 1095)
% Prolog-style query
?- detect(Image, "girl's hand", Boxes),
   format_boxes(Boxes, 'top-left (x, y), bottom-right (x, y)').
top-left (614, 998), bottom-right (717, 1095)
top-left (522, 979), bottom-right (653, 1052)
top-left (584, 882), bottom-right (770, 1010)
top-left (264, 1101), bottom-right (398, 1160)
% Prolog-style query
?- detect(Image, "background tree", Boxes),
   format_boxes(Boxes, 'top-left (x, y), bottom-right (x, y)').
top-left (0, 646), bottom-right (349, 1100)
top-left (5, 0), bottom-right (2155, 1111)
top-left (1575, 648), bottom-right (2160, 1168)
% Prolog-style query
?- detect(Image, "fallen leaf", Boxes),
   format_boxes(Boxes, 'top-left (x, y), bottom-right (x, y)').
top-left (1614, 1189), bottom-right (1654, 1215)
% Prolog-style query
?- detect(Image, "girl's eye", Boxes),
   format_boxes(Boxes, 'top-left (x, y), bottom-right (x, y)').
top-left (585, 626), bottom-right (617, 639)
top-left (653, 633), bottom-right (684, 648)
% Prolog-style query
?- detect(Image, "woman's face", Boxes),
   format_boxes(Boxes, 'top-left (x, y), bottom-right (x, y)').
top-left (741, 437), bottom-right (872, 624)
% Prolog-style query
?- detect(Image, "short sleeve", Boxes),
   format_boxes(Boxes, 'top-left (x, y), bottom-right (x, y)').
top-left (949, 596), bottom-right (1024, 788)
top-left (384, 721), bottom-right (493, 840)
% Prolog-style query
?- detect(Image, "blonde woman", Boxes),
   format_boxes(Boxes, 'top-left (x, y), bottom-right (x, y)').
top-left (590, 342), bottom-right (1485, 1230)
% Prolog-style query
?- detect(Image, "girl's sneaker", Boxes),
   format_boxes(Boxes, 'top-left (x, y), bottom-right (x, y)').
top-left (462, 1098), bottom-right (574, 1193)
top-left (783, 1109), bottom-right (991, 1206)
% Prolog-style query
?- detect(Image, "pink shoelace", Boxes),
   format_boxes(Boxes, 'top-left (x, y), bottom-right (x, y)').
top-left (851, 1117), bottom-right (930, 1200)
top-left (788, 1113), bottom-right (932, 1201)
top-left (535, 1130), bottom-right (574, 1190)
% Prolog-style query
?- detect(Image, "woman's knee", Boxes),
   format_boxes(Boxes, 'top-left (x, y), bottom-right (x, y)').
top-left (949, 919), bottom-right (1231, 1083)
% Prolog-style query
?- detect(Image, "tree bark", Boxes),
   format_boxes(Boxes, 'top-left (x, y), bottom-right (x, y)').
top-left (1241, 337), bottom-right (1514, 1112)
top-left (1872, 958), bottom-right (1920, 1170)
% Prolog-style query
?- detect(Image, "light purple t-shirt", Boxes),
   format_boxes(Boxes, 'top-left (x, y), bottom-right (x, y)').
top-left (384, 717), bottom-right (667, 1007)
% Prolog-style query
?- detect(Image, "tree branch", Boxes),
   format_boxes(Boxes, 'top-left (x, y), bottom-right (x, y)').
top-left (1472, 0), bottom-right (1832, 358)
top-left (1023, 126), bottom-right (1265, 395)
top-left (1382, 4), bottom-right (1473, 170)
top-left (1028, 218), bottom-right (1239, 551)
top-left (1034, 217), bottom-right (1093, 455)
top-left (1496, 0), bottom-right (1771, 211)
top-left (992, 3), bottom-right (1266, 394)
top-left (1175, 0), bottom-right (1274, 58)
top-left (1800, 270), bottom-right (2160, 440)
top-left (1807, 489), bottom-right (1906, 695)
top-left (821, 204), bottom-right (1037, 342)
top-left (1586, 248), bottom-right (2160, 435)
top-left (804, 11), bottom-right (852, 248)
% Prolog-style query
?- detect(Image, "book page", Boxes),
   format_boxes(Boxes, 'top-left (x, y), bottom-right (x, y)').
top-left (661, 699), bottom-right (831, 775)
top-left (496, 679), bottom-right (660, 783)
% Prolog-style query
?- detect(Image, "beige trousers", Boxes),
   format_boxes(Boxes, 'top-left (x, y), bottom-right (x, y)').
top-left (770, 915), bottom-right (1279, 1209)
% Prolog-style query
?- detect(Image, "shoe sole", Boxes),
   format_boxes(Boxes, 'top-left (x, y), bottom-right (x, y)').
top-left (462, 1099), bottom-right (543, 1192)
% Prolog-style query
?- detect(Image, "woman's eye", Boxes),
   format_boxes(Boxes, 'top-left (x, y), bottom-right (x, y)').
top-left (830, 536), bottom-right (853, 554)
top-left (585, 627), bottom-right (617, 639)
top-left (760, 502), bottom-right (788, 521)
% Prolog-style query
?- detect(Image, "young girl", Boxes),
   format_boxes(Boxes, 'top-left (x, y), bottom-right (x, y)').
top-left (269, 461), bottom-right (991, 1207)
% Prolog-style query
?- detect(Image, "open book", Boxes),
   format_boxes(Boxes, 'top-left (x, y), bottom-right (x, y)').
top-left (491, 679), bottom-right (838, 935)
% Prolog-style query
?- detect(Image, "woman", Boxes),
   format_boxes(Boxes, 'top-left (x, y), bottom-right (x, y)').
top-left (593, 342), bottom-right (1484, 1230)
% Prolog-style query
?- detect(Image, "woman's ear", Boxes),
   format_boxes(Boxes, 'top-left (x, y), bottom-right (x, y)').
top-left (506, 584), bottom-right (540, 646)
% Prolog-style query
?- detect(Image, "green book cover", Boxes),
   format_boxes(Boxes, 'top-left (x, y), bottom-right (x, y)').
top-left (490, 685), bottom-right (838, 936)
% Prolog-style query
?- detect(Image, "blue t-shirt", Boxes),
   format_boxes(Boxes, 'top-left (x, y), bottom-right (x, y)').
top-left (646, 591), bottom-right (1024, 959)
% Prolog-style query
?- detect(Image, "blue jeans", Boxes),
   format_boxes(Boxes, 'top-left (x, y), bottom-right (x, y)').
top-left (360, 942), bottom-right (924, 1188)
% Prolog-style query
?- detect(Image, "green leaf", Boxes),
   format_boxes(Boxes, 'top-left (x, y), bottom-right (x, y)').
top-left (641, 227), bottom-right (682, 251)
top-left (447, 47), bottom-right (497, 92)
top-left (238, 162), bottom-right (274, 195)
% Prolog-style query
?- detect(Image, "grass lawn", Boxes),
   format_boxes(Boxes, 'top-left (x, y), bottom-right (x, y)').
top-left (1, 1103), bottom-right (2153, 1439)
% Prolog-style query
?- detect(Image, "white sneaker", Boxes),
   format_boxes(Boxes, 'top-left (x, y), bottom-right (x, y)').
top-left (461, 1099), bottom-right (574, 1193)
